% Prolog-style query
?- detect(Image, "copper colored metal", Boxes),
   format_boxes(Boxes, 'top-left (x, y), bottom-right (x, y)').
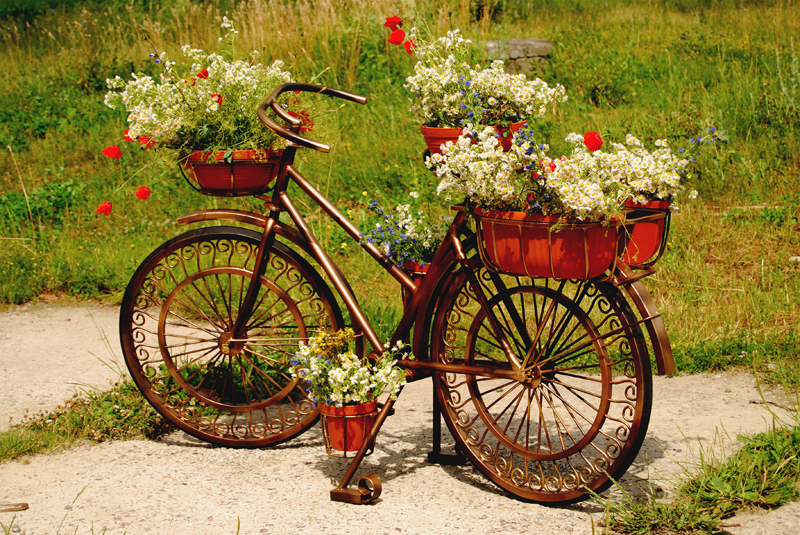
top-left (119, 82), bottom-right (677, 506)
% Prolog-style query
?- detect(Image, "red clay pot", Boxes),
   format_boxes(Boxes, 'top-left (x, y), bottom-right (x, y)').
top-left (622, 199), bottom-right (671, 265)
top-left (474, 208), bottom-right (623, 279)
top-left (182, 149), bottom-right (282, 197)
top-left (319, 400), bottom-right (378, 453)
top-left (421, 122), bottom-right (524, 154)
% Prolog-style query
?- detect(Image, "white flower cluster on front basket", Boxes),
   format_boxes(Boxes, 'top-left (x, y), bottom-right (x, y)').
top-left (104, 18), bottom-right (293, 151)
top-left (430, 127), bottom-right (694, 221)
top-left (290, 329), bottom-right (407, 407)
top-left (403, 26), bottom-right (567, 127)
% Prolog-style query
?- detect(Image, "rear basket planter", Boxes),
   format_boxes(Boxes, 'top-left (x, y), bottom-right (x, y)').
top-left (181, 149), bottom-right (283, 197)
top-left (620, 199), bottom-right (672, 268)
top-left (473, 208), bottom-right (624, 280)
top-left (319, 400), bottom-right (378, 458)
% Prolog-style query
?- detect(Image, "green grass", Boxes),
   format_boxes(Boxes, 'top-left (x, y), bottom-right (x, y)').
top-left (595, 373), bottom-right (800, 534)
top-left (0, 380), bottom-right (171, 463)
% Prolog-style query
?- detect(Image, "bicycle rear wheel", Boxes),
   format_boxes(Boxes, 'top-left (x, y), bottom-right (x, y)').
top-left (430, 259), bottom-right (652, 502)
top-left (120, 226), bottom-right (342, 447)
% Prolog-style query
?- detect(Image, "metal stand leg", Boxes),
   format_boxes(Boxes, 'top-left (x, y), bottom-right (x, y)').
top-left (427, 379), bottom-right (466, 466)
top-left (330, 392), bottom-right (399, 504)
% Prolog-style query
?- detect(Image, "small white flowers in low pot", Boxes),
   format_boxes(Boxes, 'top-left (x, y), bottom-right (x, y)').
top-left (384, 16), bottom-right (567, 154)
top-left (290, 329), bottom-right (407, 456)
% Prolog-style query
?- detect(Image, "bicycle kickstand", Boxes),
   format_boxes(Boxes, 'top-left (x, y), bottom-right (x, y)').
top-left (427, 380), bottom-right (466, 465)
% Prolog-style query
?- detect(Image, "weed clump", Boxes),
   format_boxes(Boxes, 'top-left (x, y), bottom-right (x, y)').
top-left (0, 381), bottom-right (171, 463)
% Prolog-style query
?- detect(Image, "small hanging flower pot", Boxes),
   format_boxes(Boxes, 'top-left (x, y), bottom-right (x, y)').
top-left (319, 400), bottom-right (378, 457)
top-left (181, 149), bottom-right (283, 197)
top-left (421, 122), bottom-right (524, 155)
top-left (290, 329), bottom-right (408, 458)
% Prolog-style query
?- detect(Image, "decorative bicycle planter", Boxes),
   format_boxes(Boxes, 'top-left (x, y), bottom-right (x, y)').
top-left (119, 82), bottom-right (676, 507)
top-left (473, 208), bottom-right (624, 280)
top-left (181, 149), bottom-right (283, 197)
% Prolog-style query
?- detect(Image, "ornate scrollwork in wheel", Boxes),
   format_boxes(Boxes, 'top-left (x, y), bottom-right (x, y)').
top-left (120, 226), bottom-right (342, 447)
top-left (430, 259), bottom-right (652, 502)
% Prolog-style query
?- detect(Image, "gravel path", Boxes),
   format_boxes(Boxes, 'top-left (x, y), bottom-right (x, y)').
top-left (1, 301), bottom-right (799, 534)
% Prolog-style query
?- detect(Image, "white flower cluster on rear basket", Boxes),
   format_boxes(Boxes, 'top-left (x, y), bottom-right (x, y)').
top-left (429, 125), bottom-right (709, 222)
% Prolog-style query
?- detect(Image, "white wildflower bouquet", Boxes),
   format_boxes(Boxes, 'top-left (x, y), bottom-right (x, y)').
top-left (432, 127), bottom-right (691, 222)
top-left (393, 19), bottom-right (567, 128)
top-left (361, 193), bottom-right (447, 267)
top-left (430, 124), bottom-right (542, 210)
top-left (103, 17), bottom-right (297, 153)
top-left (290, 329), bottom-right (407, 407)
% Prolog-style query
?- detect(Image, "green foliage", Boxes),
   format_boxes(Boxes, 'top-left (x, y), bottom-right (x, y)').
top-left (0, 179), bottom-right (85, 226)
top-left (670, 334), bottom-right (800, 384)
top-left (0, 380), bottom-right (171, 463)
top-left (597, 491), bottom-right (721, 534)
top-left (681, 425), bottom-right (800, 516)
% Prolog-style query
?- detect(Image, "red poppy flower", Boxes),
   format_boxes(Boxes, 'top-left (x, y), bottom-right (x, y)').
top-left (183, 77), bottom-right (197, 86)
top-left (138, 135), bottom-right (155, 149)
top-left (532, 172), bottom-right (540, 179)
top-left (584, 131), bottom-right (603, 152)
top-left (388, 29), bottom-right (405, 45)
top-left (102, 145), bottom-right (122, 159)
top-left (384, 15), bottom-right (403, 31)
top-left (210, 93), bottom-right (224, 105)
top-left (123, 130), bottom-right (134, 142)
top-left (549, 162), bottom-right (557, 172)
top-left (196, 68), bottom-right (209, 79)
top-left (403, 39), bottom-right (415, 54)
top-left (135, 186), bottom-right (151, 200)
top-left (288, 110), bottom-right (314, 133)
top-left (96, 201), bottom-right (112, 216)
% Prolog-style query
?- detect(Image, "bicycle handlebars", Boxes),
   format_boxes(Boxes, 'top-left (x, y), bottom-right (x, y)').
top-left (257, 83), bottom-right (367, 154)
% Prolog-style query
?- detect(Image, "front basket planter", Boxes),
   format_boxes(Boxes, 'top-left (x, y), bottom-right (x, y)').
top-left (621, 199), bottom-right (672, 268)
top-left (421, 122), bottom-right (523, 155)
top-left (182, 149), bottom-right (283, 197)
top-left (319, 400), bottom-right (378, 458)
top-left (473, 208), bottom-right (624, 280)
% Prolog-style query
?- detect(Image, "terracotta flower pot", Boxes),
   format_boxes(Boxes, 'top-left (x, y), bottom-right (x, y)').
top-left (182, 149), bottom-right (283, 197)
top-left (319, 400), bottom-right (378, 455)
top-left (473, 208), bottom-right (624, 280)
top-left (421, 122), bottom-right (524, 155)
top-left (622, 199), bottom-right (672, 266)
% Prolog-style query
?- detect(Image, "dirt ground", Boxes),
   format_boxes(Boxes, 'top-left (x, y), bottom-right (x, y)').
top-left (1, 300), bottom-right (799, 535)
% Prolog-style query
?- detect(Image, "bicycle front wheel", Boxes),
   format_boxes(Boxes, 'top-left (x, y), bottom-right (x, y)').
top-left (120, 226), bottom-right (342, 447)
top-left (430, 259), bottom-right (652, 502)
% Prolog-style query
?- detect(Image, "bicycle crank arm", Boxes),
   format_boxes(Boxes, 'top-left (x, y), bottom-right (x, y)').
top-left (395, 359), bottom-right (525, 381)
